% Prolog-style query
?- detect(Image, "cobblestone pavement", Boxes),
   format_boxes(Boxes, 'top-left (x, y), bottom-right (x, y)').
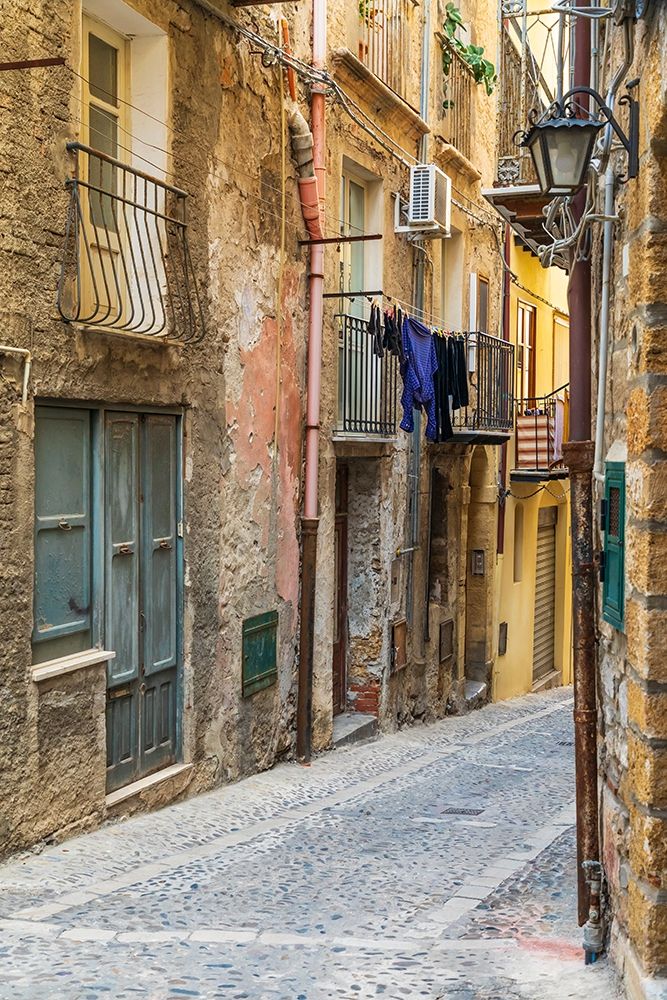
top-left (0, 689), bottom-right (624, 1000)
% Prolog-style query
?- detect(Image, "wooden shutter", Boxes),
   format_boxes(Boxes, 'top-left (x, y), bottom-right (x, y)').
top-left (603, 462), bottom-right (625, 630)
top-left (105, 413), bottom-right (140, 686)
top-left (33, 406), bottom-right (92, 651)
top-left (142, 414), bottom-right (178, 676)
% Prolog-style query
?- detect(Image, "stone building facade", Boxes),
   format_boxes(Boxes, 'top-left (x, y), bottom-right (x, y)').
top-left (593, 6), bottom-right (667, 997)
top-left (0, 0), bottom-right (517, 858)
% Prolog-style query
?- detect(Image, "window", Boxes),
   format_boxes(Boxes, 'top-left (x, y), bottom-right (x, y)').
top-left (441, 231), bottom-right (463, 328)
top-left (517, 302), bottom-right (536, 402)
top-left (340, 173), bottom-right (367, 316)
top-left (82, 16), bottom-right (128, 225)
top-left (242, 611), bottom-right (278, 697)
top-left (477, 276), bottom-right (489, 333)
top-left (513, 504), bottom-right (524, 583)
top-left (602, 462), bottom-right (625, 630)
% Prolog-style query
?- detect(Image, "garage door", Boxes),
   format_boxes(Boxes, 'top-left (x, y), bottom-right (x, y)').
top-left (533, 506), bottom-right (557, 683)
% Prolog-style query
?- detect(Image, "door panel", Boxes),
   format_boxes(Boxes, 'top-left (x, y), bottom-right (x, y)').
top-left (142, 415), bottom-right (177, 676)
top-left (105, 410), bottom-right (179, 793)
top-left (105, 413), bottom-right (140, 687)
top-left (33, 407), bottom-right (92, 650)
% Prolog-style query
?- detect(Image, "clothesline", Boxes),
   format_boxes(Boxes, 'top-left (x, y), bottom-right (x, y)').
top-left (327, 287), bottom-right (469, 333)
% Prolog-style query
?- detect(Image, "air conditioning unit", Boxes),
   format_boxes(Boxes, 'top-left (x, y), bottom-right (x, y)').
top-left (405, 164), bottom-right (452, 238)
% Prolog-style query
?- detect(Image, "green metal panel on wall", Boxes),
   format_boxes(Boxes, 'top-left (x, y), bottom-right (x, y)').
top-left (242, 610), bottom-right (278, 697)
top-left (603, 462), bottom-right (625, 631)
top-left (33, 406), bottom-right (92, 652)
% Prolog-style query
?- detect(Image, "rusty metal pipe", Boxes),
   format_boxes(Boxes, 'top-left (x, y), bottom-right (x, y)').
top-left (563, 438), bottom-right (600, 930)
top-left (297, 517), bottom-right (318, 760)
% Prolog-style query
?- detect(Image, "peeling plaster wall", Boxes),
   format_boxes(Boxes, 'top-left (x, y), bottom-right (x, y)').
top-left (0, 0), bottom-right (310, 856)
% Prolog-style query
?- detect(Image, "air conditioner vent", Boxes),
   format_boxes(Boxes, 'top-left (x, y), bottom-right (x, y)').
top-left (401, 164), bottom-right (452, 239)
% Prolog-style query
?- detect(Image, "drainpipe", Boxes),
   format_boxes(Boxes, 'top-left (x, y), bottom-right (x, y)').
top-left (593, 18), bottom-right (634, 483)
top-left (563, 8), bottom-right (601, 944)
top-left (409, 0), bottom-right (431, 641)
top-left (296, 0), bottom-right (326, 762)
top-left (0, 346), bottom-right (31, 405)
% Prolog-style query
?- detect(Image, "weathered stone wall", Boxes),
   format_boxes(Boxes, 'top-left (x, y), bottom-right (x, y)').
top-left (0, 0), bottom-right (310, 855)
top-left (594, 9), bottom-right (667, 996)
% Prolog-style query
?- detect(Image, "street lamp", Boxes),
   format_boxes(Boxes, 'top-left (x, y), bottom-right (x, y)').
top-left (516, 84), bottom-right (639, 196)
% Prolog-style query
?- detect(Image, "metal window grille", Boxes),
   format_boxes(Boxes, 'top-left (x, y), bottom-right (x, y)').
top-left (58, 142), bottom-right (206, 343)
top-left (515, 384), bottom-right (569, 471)
top-left (337, 313), bottom-right (399, 436)
top-left (357, 0), bottom-right (418, 99)
top-left (452, 332), bottom-right (515, 435)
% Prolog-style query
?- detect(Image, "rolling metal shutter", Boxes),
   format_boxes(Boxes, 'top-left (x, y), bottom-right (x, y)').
top-left (533, 507), bottom-right (557, 682)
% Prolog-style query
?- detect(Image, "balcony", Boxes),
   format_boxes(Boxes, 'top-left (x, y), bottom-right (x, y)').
top-left (511, 386), bottom-right (569, 481)
top-left (448, 332), bottom-right (515, 444)
top-left (58, 142), bottom-right (205, 344)
top-left (357, 0), bottom-right (419, 102)
top-left (438, 37), bottom-right (474, 163)
top-left (336, 313), bottom-right (398, 438)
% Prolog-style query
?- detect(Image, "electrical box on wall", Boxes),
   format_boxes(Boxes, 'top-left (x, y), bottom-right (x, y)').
top-left (471, 549), bottom-right (485, 576)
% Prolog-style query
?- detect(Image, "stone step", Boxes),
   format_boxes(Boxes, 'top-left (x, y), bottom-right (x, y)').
top-left (332, 712), bottom-right (378, 749)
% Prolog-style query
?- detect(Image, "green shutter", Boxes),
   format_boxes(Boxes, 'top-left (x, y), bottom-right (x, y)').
top-left (142, 414), bottom-right (178, 676)
top-left (242, 611), bottom-right (278, 696)
top-left (33, 406), bottom-right (92, 655)
top-left (602, 461), bottom-right (625, 630)
top-left (105, 413), bottom-right (140, 686)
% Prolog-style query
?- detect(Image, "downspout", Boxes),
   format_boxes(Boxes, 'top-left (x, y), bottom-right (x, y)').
top-left (296, 0), bottom-right (326, 762)
top-left (410, 0), bottom-right (430, 642)
top-left (562, 7), bottom-right (600, 948)
top-left (593, 18), bottom-right (634, 483)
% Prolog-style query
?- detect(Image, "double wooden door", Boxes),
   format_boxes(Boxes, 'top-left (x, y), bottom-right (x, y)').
top-left (105, 412), bottom-right (180, 792)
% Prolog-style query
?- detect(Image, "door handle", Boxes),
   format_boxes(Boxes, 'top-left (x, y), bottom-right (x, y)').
top-left (58, 519), bottom-right (72, 531)
top-left (118, 544), bottom-right (134, 555)
top-left (159, 540), bottom-right (173, 550)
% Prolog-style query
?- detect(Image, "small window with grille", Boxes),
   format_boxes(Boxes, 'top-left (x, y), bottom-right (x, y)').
top-left (602, 462), bottom-right (625, 631)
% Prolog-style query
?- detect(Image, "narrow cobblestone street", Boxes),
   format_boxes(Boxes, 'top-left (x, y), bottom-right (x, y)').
top-left (0, 689), bottom-right (624, 1000)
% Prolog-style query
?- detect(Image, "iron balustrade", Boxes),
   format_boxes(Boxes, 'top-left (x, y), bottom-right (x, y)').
top-left (451, 331), bottom-right (515, 436)
top-left (440, 38), bottom-right (474, 162)
top-left (337, 313), bottom-right (398, 436)
top-left (357, 0), bottom-right (418, 100)
top-left (515, 384), bottom-right (570, 471)
top-left (58, 142), bottom-right (205, 342)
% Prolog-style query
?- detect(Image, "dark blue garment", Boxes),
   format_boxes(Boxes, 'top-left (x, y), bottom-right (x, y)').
top-left (400, 315), bottom-right (438, 441)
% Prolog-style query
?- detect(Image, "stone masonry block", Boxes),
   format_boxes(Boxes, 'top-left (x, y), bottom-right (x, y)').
top-left (627, 679), bottom-right (667, 741)
top-left (626, 599), bottom-right (667, 683)
top-left (626, 525), bottom-right (667, 596)
top-left (628, 731), bottom-right (667, 809)
top-left (627, 459), bottom-right (667, 522)
top-left (625, 148), bottom-right (667, 235)
top-left (635, 325), bottom-right (667, 376)
top-left (627, 232), bottom-right (667, 309)
top-left (627, 386), bottom-right (667, 457)
top-left (627, 877), bottom-right (667, 975)
top-left (629, 805), bottom-right (667, 892)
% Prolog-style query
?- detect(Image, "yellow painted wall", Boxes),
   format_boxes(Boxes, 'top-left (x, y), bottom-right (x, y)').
top-left (492, 244), bottom-right (573, 701)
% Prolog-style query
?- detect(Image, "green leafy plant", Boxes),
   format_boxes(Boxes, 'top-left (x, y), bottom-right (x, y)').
top-left (441, 2), bottom-right (497, 109)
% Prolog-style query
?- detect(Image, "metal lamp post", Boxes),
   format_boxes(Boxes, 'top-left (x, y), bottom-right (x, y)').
top-left (517, 84), bottom-right (639, 196)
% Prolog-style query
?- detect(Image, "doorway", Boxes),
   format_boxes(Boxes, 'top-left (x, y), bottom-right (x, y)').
top-left (532, 505), bottom-right (557, 684)
top-left (105, 411), bottom-right (181, 792)
top-left (332, 463), bottom-right (348, 716)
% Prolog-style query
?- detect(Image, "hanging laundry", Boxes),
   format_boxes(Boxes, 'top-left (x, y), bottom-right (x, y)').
top-left (400, 315), bottom-right (438, 442)
top-left (433, 334), bottom-right (454, 442)
top-left (367, 302), bottom-right (384, 358)
top-left (382, 307), bottom-right (404, 363)
top-left (455, 335), bottom-right (469, 408)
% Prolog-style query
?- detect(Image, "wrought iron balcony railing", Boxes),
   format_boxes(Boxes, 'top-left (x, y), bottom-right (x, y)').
top-left (513, 385), bottom-right (569, 478)
top-left (439, 37), bottom-right (474, 162)
top-left (58, 142), bottom-right (205, 343)
top-left (450, 331), bottom-right (515, 442)
top-left (337, 313), bottom-right (398, 436)
top-left (357, 0), bottom-right (418, 100)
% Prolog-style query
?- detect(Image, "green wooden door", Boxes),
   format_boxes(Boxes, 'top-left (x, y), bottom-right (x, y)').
top-left (602, 462), bottom-right (625, 630)
top-left (105, 411), bottom-right (180, 792)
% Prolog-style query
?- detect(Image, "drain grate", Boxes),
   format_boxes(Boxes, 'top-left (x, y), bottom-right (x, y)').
top-left (557, 740), bottom-right (573, 747)
top-left (441, 806), bottom-right (485, 816)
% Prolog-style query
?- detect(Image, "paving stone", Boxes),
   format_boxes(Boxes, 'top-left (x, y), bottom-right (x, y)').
top-left (0, 689), bottom-right (624, 1000)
